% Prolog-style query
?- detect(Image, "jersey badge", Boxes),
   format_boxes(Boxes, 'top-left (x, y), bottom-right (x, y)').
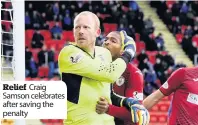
top-left (187, 93), bottom-right (198, 105)
top-left (70, 53), bottom-right (83, 64)
top-left (133, 91), bottom-right (143, 100)
top-left (162, 81), bottom-right (169, 89)
top-left (98, 55), bottom-right (105, 62)
top-left (116, 76), bottom-right (125, 86)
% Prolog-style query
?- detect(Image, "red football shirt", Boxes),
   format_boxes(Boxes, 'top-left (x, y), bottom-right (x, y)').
top-left (159, 67), bottom-right (198, 125)
top-left (107, 63), bottom-right (144, 125)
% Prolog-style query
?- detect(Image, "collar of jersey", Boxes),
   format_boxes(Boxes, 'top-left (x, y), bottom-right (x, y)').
top-left (74, 45), bottom-right (95, 59)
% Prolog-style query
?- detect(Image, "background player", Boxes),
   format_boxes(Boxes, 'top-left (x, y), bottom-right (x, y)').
top-left (58, 11), bottom-right (136, 125)
top-left (143, 67), bottom-right (198, 125)
top-left (96, 31), bottom-right (149, 125)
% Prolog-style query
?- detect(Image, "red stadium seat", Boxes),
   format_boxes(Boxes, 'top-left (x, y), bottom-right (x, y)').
top-left (57, 40), bottom-right (66, 51)
top-left (158, 114), bottom-right (168, 123)
top-left (149, 55), bottom-right (156, 64)
top-left (25, 39), bottom-right (31, 48)
top-left (40, 30), bottom-right (51, 40)
top-left (62, 31), bottom-right (74, 42)
top-left (103, 23), bottom-right (111, 35)
top-left (192, 35), bottom-right (198, 47)
top-left (45, 40), bottom-right (57, 50)
top-left (158, 101), bottom-right (170, 112)
top-left (136, 41), bottom-right (145, 54)
top-left (25, 29), bottom-right (34, 39)
top-left (103, 23), bottom-right (118, 35)
top-left (25, 30), bottom-right (34, 48)
top-left (166, 1), bottom-right (175, 9)
top-left (48, 21), bottom-right (62, 29)
top-left (150, 105), bottom-right (159, 112)
top-left (109, 24), bottom-right (118, 31)
top-left (150, 114), bottom-right (158, 123)
top-left (38, 66), bottom-right (49, 78)
top-left (175, 33), bottom-right (184, 44)
top-left (181, 25), bottom-right (187, 33)
top-left (159, 104), bottom-right (169, 112)
top-left (150, 111), bottom-right (168, 123)
top-left (135, 33), bottom-right (140, 42)
top-left (146, 51), bottom-right (158, 64)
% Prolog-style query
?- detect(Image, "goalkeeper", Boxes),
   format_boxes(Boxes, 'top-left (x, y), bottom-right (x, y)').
top-left (58, 11), bottom-right (136, 125)
top-left (96, 31), bottom-right (150, 125)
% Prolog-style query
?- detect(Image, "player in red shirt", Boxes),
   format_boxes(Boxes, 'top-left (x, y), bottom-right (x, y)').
top-left (110, 64), bottom-right (144, 125)
top-left (95, 31), bottom-right (149, 125)
top-left (143, 67), bottom-right (198, 125)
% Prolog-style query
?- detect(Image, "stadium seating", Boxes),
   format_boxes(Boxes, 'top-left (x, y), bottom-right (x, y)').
top-left (151, 1), bottom-right (198, 64)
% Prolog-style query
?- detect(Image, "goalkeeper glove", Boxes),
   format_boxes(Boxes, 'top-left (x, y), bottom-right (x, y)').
top-left (120, 30), bottom-right (136, 64)
top-left (121, 98), bottom-right (150, 125)
top-left (130, 104), bottom-right (150, 125)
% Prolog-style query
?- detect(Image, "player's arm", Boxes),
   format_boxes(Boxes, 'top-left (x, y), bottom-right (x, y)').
top-left (143, 68), bottom-right (185, 109)
top-left (143, 90), bottom-right (165, 110)
top-left (97, 99), bottom-right (132, 121)
top-left (58, 45), bottom-right (126, 83)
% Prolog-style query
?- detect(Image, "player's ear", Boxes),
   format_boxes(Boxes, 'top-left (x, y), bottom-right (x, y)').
top-left (96, 28), bottom-right (101, 37)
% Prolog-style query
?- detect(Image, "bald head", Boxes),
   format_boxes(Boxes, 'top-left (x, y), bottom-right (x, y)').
top-left (73, 11), bottom-right (101, 54)
top-left (74, 11), bottom-right (100, 29)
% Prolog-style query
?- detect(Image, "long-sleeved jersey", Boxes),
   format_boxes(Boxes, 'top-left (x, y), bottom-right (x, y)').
top-left (108, 63), bottom-right (144, 125)
top-left (159, 67), bottom-right (198, 125)
top-left (58, 44), bottom-right (127, 125)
